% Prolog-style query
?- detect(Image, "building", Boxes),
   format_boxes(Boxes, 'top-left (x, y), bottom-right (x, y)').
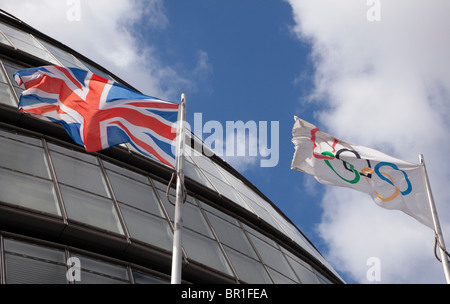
top-left (0, 9), bottom-right (344, 284)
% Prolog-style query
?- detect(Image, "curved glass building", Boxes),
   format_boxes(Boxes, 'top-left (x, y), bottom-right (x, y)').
top-left (0, 10), bottom-right (344, 284)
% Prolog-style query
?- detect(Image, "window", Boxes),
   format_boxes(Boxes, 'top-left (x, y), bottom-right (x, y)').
top-left (0, 130), bottom-right (60, 216)
top-left (188, 148), bottom-right (222, 177)
top-left (0, 83), bottom-right (16, 106)
top-left (160, 194), bottom-right (214, 238)
top-left (78, 60), bottom-right (113, 80)
top-left (0, 168), bottom-right (60, 216)
top-left (0, 135), bottom-right (50, 178)
top-left (39, 39), bottom-right (87, 70)
top-left (181, 202), bottom-right (215, 238)
top-left (206, 211), bottom-right (258, 259)
top-left (102, 162), bottom-right (174, 250)
top-left (50, 149), bottom-right (110, 197)
top-left (223, 247), bottom-right (272, 284)
top-left (103, 161), bottom-right (148, 183)
top-left (0, 81), bottom-right (16, 107)
top-left (184, 156), bottom-right (215, 189)
top-left (3, 238), bottom-right (67, 284)
top-left (60, 185), bottom-right (124, 234)
top-left (187, 150), bottom-right (254, 210)
top-left (266, 268), bottom-right (298, 284)
top-left (69, 253), bottom-right (130, 284)
top-left (119, 203), bottom-right (173, 251)
top-left (2, 58), bottom-right (26, 99)
top-left (198, 200), bottom-right (239, 225)
top-left (132, 270), bottom-right (169, 284)
top-left (0, 31), bottom-right (12, 47)
top-left (0, 22), bottom-right (58, 64)
top-left (46, 144), bottom-right (127, 234)
top-left (0, 60), bottom-right (17, 106)
top-left (153, 179), bottom-right (234, 277)
top-left (284, 254), bottom-right (321, 284)
top-left (247, 233), bottom-right (298, 282)
top-left (204, 173), bottom-right (252, 212)
top-left (182, 229), bottom-right (234, 277)
top-left (106, 169), bottom-right (163, 217)
top-left (240, 195), bottom-right (281, 229)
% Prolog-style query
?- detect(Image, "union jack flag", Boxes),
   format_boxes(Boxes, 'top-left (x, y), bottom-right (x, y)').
top-left (14, 65), bottom-right (179, 168)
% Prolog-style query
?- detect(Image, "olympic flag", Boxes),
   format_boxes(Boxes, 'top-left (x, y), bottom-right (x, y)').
top-left (291, 116), bottom-right (434, 229)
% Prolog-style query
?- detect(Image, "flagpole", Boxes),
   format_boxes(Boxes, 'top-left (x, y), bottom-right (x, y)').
top-left (419, 154), bottom-right (450, 284)
top-left (171, 93), bottom-right (187, 284)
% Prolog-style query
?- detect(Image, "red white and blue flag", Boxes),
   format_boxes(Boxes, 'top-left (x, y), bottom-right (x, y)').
top-left (14, 65), bottom-right (179, 168)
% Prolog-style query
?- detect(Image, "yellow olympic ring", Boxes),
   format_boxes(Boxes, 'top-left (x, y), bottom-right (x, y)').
top-left (361, 168), bottom-right (400, 202)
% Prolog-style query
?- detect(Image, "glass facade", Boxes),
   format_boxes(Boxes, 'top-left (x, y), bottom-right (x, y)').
top-left (2, 236), bottom-right (168, 284)
top-left (0, 10), bottom-right (343, 284)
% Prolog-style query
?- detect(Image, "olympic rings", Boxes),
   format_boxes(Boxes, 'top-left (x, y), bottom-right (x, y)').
top-left (361, 168), bottom-right (400, 202)
top-left (318, 150), bottom-right (413, 202)
top-left (374, 162), bottom-right (412, 196)
top-left (322, 151), bottom-right (360, 184)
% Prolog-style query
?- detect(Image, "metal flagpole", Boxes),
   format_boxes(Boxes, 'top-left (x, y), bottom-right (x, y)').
top-left (419, 154), bottom-right (450, 284)
top-left (171, 93), bottom-right (187, 284)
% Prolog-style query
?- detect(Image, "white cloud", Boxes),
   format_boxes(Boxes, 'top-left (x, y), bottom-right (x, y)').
top-left (317, 189), bottom-right (441, 284)
top-left (287, 0), bottom-right (450, 283)
top-left (1, 0), bottom-right (186, 99)
top-left (221, 128), bottom-right (259, 172)
top-left (193, 50), bottom-right (213, 79)
top-left (190, 50), bottom-right (214, 95)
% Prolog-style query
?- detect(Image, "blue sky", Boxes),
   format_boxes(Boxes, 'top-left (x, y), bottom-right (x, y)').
top-left (3, 0), bottom-right (450, 284)
top-left (131, 0), bottom-right (329, 268)
top-left (144, 0), bottom-right (322, 232)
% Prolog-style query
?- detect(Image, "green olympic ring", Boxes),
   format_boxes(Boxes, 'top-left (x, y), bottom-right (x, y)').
top-left (322, 151), bottom-right (360, 184)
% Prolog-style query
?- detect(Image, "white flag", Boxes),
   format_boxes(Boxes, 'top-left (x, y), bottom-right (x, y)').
top-left (291, 116), bottom-right (433, 229)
